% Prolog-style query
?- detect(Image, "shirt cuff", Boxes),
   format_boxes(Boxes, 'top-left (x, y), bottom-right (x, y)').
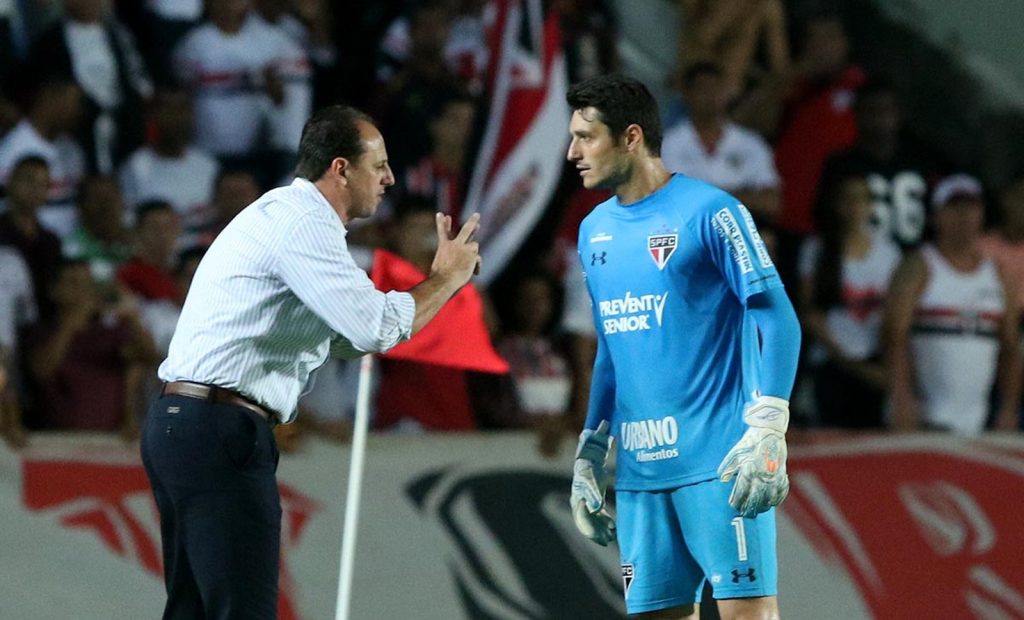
top-left (379, 290), bottom-right (415, 350)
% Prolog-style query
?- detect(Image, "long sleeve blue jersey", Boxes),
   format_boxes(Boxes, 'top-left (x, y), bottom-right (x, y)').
top-left (579, 174), bottom-right (784, 491)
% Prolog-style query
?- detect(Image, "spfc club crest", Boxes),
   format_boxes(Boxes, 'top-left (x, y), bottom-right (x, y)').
top-left (648, 234), bottom-right (677, 270)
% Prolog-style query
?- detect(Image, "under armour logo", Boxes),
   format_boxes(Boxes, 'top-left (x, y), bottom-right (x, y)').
top-left (591, 252), bottom-right (607, 266)
top-left (731, 568), bottom-right (757, 583)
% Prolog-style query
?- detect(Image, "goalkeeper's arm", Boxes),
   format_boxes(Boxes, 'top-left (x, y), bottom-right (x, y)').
top-left (748, 287), bottom-right (801, 402)
top-left (718, 287), bottom-right (801, 517)
top-left (570, 331), bottom-right (617, 545)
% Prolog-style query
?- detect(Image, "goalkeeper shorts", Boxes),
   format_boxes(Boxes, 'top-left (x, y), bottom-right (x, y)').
top-left (615, 478), bottom-right (778, 614)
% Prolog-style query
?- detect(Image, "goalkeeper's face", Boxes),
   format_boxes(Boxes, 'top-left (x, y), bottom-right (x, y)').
top-left (567, 108), bottom-right (630, 191)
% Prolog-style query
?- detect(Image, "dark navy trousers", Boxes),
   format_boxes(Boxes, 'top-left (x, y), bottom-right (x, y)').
top-left (141, 394), bottom-right (281, 620)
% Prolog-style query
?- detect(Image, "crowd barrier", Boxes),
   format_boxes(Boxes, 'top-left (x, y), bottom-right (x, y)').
top-left (1, 431), bottom-right (1022, 619)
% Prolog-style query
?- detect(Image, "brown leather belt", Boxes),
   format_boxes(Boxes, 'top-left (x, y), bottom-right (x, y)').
top-left (162, 381), bottom-right (278, 425)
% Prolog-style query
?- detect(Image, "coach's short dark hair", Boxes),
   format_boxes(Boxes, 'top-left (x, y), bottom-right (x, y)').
top-left (295, 105), bottom-right (375, 181)
top-left (566, 74), bottom-right (663, 156)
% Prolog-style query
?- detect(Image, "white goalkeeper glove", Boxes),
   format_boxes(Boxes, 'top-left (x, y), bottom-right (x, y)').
top-left (717, 395), bottom-right (790, 518)
top-left (569, 420), bottom-right (616, 546)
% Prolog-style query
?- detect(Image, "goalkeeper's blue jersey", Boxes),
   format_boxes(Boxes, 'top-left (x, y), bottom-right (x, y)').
top-left (579, 174), bottom-right (783, 491)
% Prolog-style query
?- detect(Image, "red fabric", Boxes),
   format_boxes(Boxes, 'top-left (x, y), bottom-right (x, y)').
top-left (25, 316), bottom-right (131, 431)
top-left (116, 258), bottom-right (180, 302)
top-left (370, 249), bottom-right (508, 373)
top-left (774, 66), bottom-right (865, 235)
top-left (374, 360), bottom-right (476, 431)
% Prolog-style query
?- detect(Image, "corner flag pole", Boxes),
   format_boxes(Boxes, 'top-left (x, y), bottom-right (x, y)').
top-left (335, 354), bottom-right (374, 620)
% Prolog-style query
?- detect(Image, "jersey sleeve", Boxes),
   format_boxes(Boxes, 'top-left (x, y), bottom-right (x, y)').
top-left (692, 195), bottom-right (782, 303)
top-left (582, 252), bottom-right (615, 429)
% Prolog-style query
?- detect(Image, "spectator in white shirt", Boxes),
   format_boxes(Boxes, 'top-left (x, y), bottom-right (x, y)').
top-left (19, 0), bottom-right (152, 173)
top-left (251, 0), bottom-right (337, 104)
top-left (661, 61), bottom-right (780, 226)
top-left (174, 0), bottom-right (311, 183)
top-left (119, 88), bottom-right (220, 232)
top-left (0, 77), bottom-right (86, 238)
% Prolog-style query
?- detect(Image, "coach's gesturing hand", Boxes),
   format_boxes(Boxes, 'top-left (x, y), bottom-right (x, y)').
top-left (431, 212), bottom-right (482, 285)
top-left (570, 420), bottom-right (616, 546)
top-left (409, 213), bottom-right (483, 335)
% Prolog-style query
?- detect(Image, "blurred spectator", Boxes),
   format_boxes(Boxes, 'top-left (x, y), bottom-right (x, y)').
top-left (374, 2), bottom-right (469, 173)
top-left (24, 258), bottom-right (157, 433)
top-left (251, 0), bottom-right (338, 107)
top-left (116, 201), bottom-right (182, 303)
top-left (173, 0), bottom-right (309, 183)
top-left (0, 246), bottom-right (35, 447)
top-left (375, 207), bottom-right (477, 431)
top-left (760, 11), bottom-right (864, 288)
top-left (0, 77), bottom-right (86, 238)
top-left (63, 174), bottom-right (131, 283)
top-left (296, 358), bottom-right (357, 443)
top-left (676, 0), bottom-right (789, 104)
top-left (982, 174), bottom-right (1024, 315)
top-left (798, 174), bottom-right (900, 428)
top-left (248, 2), bottom-right (313, 176)
top-left (495, 272), bottom-right (572, 455)
top-left (885, 175), bottom-right (1021, 434)
top-left (817, 80), bottom-right (934, 250)
top-left (398, 92), bottom-right (477, 220)
top-left (20, 0), bottom-right (152, 174)
top-left (377, 0), bottom-right (489, 89)
top-left (553, 0), bottom-right (619, 83)
top-left (192, 169), bottom-right (261, 247)
top-left (119, 88), bottom-right (220, 233)
top-left (551, 185), bottom-right (610, 428)
top-left (982, 174), bottom-right (1024, 429)
top-left (0, 246), bottom-right (35, 355)
top-left (137, 0), bottom-right (203, 85)
top-left (0, 342), bottom-right (26, 448)
top-left (139, 245), bottom-right (204, 359)
top-left (0, 156), bottom-right (62, 319)
top-left (662, 61), bottom-right (779, 225)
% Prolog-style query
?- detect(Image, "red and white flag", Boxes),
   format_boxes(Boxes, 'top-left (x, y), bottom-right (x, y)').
top-left (463, 0), bottom-right (569, 285)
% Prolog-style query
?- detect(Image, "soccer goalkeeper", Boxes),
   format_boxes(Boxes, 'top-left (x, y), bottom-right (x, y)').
top-left (565, 75), bottom-right (801, 620)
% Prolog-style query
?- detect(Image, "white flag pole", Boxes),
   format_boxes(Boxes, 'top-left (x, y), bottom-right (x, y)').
top-left (335, 354), bottom-right (374, 620)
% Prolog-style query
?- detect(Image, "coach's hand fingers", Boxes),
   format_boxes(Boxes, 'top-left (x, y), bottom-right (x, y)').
top-left (435, 212), bottom-right (453, 241)
top-left (455, 213), bottom-right (480, 243)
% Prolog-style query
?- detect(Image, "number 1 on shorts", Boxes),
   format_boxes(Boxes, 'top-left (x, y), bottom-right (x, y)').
top-left (731, 517), bottom-right (748, 562)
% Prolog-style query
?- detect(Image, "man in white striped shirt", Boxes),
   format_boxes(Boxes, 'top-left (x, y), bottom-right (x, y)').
top-left (140, 105), bottom-right (482, 619)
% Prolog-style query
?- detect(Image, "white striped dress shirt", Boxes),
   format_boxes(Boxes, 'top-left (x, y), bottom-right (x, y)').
top-left (159, 177), bottom-right (415, 422)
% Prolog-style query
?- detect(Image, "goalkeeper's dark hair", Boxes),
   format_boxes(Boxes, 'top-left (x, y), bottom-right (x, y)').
top-left (295, 105), bottom-right (375, 181)
top-left (566, 74), bottom-right (663, 157)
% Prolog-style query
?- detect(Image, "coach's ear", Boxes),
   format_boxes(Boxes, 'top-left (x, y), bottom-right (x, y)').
top-left (329, 157), bottom-right (350, 184)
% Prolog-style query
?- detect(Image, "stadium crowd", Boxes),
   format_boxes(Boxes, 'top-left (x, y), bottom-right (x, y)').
top-left (0, 0), bottom-right (1020, 453)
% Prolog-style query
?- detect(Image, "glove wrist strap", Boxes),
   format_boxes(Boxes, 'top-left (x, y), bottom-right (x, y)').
top-left (743, 396), bottom-right (790, 433)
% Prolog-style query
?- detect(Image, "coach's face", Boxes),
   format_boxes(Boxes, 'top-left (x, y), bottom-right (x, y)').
top-left (567, 107), bottom-right (629, 190)
top-left (343, 121), bottom-right (395, 221)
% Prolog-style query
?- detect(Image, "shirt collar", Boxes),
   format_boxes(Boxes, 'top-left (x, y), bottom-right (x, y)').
top-left (291, 177), bottom-right (348, 234)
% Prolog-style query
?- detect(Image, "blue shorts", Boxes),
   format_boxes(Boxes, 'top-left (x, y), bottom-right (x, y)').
top-left (616, 479), bottom-right (778, 614)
